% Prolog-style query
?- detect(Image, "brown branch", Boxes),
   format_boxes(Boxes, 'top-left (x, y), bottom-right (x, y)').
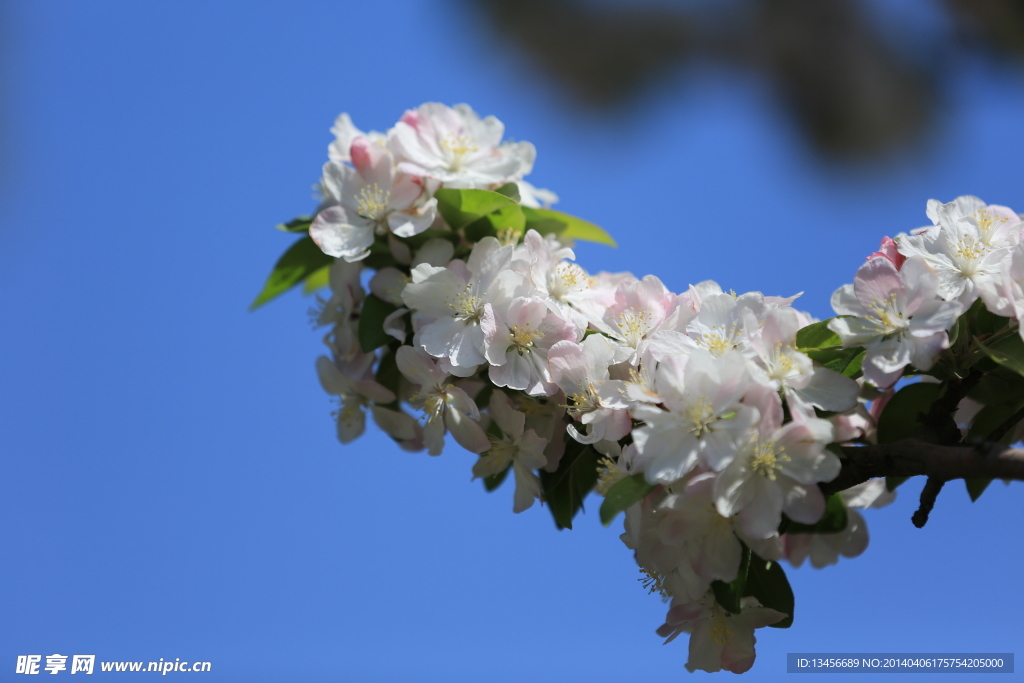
top-left (911, 477), bottom-right (945, 528)
top-left (821, 439), bottom-right (1024, 495)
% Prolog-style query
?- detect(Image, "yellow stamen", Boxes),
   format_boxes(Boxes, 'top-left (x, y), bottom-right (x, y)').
top-left (684, 395), bottom-right (716, 437)
top-left (702, 323), bottom-right (739, 356)
top-left (439, 133), bottom-right (479, 169)
top-left (866, 292), bottom-right (903, 335)
top-left (750, 438), bottom-right (791, 481)
top-left (446, 286), bottom-right (484, 323)
top-left (507, 323), bottom-right (543, 355)
top-left (596, 455), bottom-right (625, 495)
top-left (556, 263), bottom-right (587, 293)
top-left (355, 183), bottom-right (390, 221)
top-left (616, 308), bottom-right (652, 347)
top-left (565, 381), bottom-right (600, 418)
top-left (709, 604), bottom-right (734, 646)
top-left (639, 568), bottom-right (670, 601)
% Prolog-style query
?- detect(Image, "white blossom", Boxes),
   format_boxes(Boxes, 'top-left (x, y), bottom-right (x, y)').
top-left (395, 346), bottom-right (489, 455)
top-left (472, 392), bottom-right (548, 513)
top-left (656, 592), bottom-right (786, 674)
top-left (829, 256), bottom-right (962, 388)
top-left (388, 103), bottom-right (536, 189)
top-left (311, 138), bottom-right (438, 262)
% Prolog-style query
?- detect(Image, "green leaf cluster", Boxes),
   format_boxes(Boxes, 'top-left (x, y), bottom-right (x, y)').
top-left (433, 187), bottom-right (616, 247)
top-left (599, 473), bottom-right (654, 526)
top-left (255, 189), bottom-right (616, 309)
top-left (250, 235), bottom-right (333, 310)
top-left (795, 318), bottom-right (864, 379)
top-left (710, 543), bottom-right (794, 628)
top-left (539, 437), bottom-right (601, 530)
top-left (358, 295), bottom-right (398, 353)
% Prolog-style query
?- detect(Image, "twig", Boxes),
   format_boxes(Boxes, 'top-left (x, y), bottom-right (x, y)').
top-left (911, 477), bottom-right (945, 528)
top-left (988, 405), bottom-right (1024, 444)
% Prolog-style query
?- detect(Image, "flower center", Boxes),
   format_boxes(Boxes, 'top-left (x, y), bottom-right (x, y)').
top-left (566, 381), bottom-right (600, 418)
top-left (639, 568), bottom-right (670, 600)
top-left (683, 395), bottom-right (716, 437)
top-left (551, 263), bottom-right (588, 299)
top-left (866, 292), bottom-right (905, 335)
top-left (615, 308), bottom-right (653, 347)
top-left (478, 437), bottom-right (517, 474)
top-left (704, 331), bottom-right (731, 356)
top-left (950, 236), bottom-right (986, 275)
top-left (767, 341), bottom-right (800, 381)
top-left (507, 323), bottom-right (543, 355)
top-left (421, 390), bottom-right (450, 423)
top-left (709, 604), bottom-right (734, 646)
top-left (355, 183), bottom-right (390, 221)
top-left (750, 437), bottom-right (791, 481)
top-left (446, 286), bottom-right (485, 323)
top-left (439, 133), bottom-right (479, 169)
top-left (596, 455), bottom-right (626, 495)
top-left (331, 398), bottom-right (364, 430)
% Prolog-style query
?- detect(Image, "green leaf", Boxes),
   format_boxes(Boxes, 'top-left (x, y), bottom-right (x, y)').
top-left (965, 478), bottom-right (992, 502)
top-left (522, 207), bottom-right (617, 247)
top-left (519, 208), bottom-right (566, 236)
top-left (474, 384), bottom-right (495, 414)
top-left (275, 215), bottom-right (313, 233)
top-left (796, 318), bottom-right (843, 350)
top-left (967, 398), bottom-right (1024, 444)
top-left (876, 381), bottom-right (943, 444)
top-left (711, 544), bottom-right (750, 615)
top-left (968, 369), bottom-right (1024, 404)
top-left (886, 476), bottom-right (909, 491)
top-left (358, 294), bottom-right (398, 353)
top-left (805, 347), bottom-right (865, 378)
top-left (743, 555), bottom-right (795, 628)
top-left (362, 251), bottom-right (399, 271)
top-left (971, 299), bottom-right (1010, 336)
top-left (434, 188), bottom-right (517, 230)
top-left (599, 473), bottom-right (654, 526)
top-left (374, 348), bottom-right (401, 405)
top-left (483, 465), bottom-right (510, 492)
top-left (785, 493), bottom-right (847, 534)
top-left (539, 438), bottom-right (601, 530)
top-left (302, 265), bottom-right (330, 294)
top-left (839, 349), bottom-right (865, 378)
top-left (464, 204), bottom-right (526, 243)
top-left (978, 333), bottom-right (1024, 378)
top-left (493, 182), bottom-right (521, 202)
top-left (250, 236), bottom-right (334, 310)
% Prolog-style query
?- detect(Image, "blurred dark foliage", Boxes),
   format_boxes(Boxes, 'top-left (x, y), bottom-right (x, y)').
top-left (468, 0), bottom-right (1024, 160)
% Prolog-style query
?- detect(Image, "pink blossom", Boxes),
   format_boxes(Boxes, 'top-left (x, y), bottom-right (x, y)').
top-left (866, 236), bottom-right (905, 270)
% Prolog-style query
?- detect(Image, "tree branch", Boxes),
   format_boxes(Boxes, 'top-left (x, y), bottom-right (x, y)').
top-left (911, 477), bottom-right (944, 528)
top-left (822, 439), bottom-right (1024, 495)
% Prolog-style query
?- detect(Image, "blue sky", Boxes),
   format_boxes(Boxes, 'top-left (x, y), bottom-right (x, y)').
top-left (1, 1), bottom-right (1022, 680)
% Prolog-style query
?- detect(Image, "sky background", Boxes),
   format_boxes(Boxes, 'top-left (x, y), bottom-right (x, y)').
top-left (1, 1), bottom-right (1022, 681)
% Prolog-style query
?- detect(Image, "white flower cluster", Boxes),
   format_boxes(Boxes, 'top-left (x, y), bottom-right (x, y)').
top-left (830, 196), bottom-right (1023, 388)
top-left (311, 102), bottom-right (552, 263)
top-left (299, 105), bottom-right (1024, 676)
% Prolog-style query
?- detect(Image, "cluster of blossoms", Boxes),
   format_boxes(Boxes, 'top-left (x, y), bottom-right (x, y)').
top-left (311, 103), bottom-right (552, 263)
top-left (830, 196), bottom-right (1024, 388)
top-left (260, 103), bottom-right (1024, 674)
